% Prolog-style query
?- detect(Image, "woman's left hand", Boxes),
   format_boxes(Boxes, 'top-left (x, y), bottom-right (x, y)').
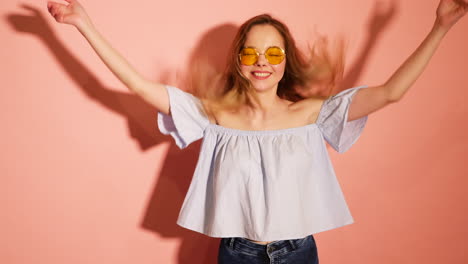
top-left (436, 0), bottom-right (468, 30)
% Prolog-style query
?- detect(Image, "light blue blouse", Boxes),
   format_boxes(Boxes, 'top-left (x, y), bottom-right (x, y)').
top-left (158, 85), bottom-right (367, 241)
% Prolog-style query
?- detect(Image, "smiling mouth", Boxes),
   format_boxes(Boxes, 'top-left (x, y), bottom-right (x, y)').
top-left (252, 72), bottom-right (272, 79)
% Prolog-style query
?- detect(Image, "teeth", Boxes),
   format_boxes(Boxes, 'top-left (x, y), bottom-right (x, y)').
top-left (253, 72), bottom-right (271, 77)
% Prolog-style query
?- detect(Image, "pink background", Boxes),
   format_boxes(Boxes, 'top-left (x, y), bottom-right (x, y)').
top-left (2, 0), bottom-right (468, 263)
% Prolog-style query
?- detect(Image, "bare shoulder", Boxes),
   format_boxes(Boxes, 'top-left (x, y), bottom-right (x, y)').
top-left (288, 97), bottom-right (326, 123)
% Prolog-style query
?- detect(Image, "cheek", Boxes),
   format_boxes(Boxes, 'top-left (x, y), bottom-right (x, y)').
top-left (272, 63), bottom-right (286, 78)
top-left (240, 65), bottom-right (252, 77)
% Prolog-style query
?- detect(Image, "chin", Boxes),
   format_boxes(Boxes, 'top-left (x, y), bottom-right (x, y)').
top-left (252, 85), bottom-right (275, 93)
top-left (249, 80), bottom-right (279, 93)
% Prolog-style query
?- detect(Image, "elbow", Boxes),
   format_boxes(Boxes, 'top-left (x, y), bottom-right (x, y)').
top-left (384, 86), bottom-right (405, 104)
top-left (386, 93), bottom-right (402, 104)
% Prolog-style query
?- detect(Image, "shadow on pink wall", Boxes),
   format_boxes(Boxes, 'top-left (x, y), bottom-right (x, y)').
top-left (6, 2), bottom-right (397, 263)
top-left (140, 24), bottom-right (239, 264)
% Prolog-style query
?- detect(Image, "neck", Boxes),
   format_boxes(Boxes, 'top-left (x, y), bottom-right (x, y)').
top-left (246, 88), bottom-right (282, 114)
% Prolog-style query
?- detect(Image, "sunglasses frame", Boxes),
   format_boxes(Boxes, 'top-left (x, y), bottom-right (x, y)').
top-left (238, 46), bottom-right (286, 66)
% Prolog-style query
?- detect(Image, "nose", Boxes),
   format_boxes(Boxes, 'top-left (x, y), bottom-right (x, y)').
top-left (255, 54), bottom-right (268, 66)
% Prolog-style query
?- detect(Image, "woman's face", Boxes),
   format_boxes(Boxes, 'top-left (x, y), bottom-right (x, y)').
top-left (240, 25), bottom-right (286, 94)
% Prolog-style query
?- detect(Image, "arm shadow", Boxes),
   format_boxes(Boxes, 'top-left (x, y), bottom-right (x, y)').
top-left (6, 4), bottom-right (166, 151)
top-left (337, 0), bottom-right (399, 93)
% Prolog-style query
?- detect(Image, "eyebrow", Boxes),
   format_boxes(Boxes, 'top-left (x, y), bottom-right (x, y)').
top-left (242, 46), bottom-right (285, 51)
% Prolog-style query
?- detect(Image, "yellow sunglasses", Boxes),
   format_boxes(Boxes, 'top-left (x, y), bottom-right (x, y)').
top-left (239, 46), bottom-right (286, 66)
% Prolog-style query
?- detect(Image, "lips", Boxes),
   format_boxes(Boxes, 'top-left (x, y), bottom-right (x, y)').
top-left (252, 71), bottom-right (272, 80)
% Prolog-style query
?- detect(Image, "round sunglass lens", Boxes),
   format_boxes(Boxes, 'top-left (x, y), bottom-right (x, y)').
top-left (265, 47), bottom-right (285, 65)
top-left (240, 48), bottom-right (257, 65)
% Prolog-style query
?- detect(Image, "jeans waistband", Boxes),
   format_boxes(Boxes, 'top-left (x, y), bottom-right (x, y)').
top-left (223, 236), bottom-right (311, 256)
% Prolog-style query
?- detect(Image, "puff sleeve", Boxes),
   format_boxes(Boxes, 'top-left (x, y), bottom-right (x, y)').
top-left (316, 86), bottom-right (368, 153)
top-left (157, 85), bottom-right (210, 149)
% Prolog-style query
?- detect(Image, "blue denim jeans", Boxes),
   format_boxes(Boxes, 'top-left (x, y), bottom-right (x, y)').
top-left (218, 235), bottom-right (319, 264)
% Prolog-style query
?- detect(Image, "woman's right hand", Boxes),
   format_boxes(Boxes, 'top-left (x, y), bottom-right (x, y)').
top-left (47, 0), bottom-right (92, 29)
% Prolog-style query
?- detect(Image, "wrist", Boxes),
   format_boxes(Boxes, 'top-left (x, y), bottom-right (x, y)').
top-left (433, 16), bottom-right (454, 32)
top-left (76, 19), bottom-right (95, 35)
top-left (431, 19), bottom-right (450, 37)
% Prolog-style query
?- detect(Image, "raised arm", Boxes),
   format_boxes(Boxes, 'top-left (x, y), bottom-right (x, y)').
top-left (47, 0), bottom-right (170, 114)
top-left (348, 0), bottom-right (467, 121)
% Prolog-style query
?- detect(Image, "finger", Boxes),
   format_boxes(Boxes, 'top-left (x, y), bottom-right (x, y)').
top-left (47, 3), bottom-right (57, 16)
top-left (462, 1), bottom-right (468, 11)
top-left (48, 2), bottom-right (67, 14)
top-left (455, 0), bottom-right (468, 11)
top-left (57, 14), bottom-right (64, 23)
top-left (47, 1), bottom-right (67, 9)
top-left (47, 2), bottom-right (58, 12)
top-left (459, 4), bottom-right (468, 14)
top-left (47, 1), bottom-right (60, 8)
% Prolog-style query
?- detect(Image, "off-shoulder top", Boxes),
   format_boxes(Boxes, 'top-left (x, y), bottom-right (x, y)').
top-left (157, 85), bottom-right (367, 241)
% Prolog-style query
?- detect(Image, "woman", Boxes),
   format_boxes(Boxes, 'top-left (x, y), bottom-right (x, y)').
top-left (47, 0), bottom-right (467, 263)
